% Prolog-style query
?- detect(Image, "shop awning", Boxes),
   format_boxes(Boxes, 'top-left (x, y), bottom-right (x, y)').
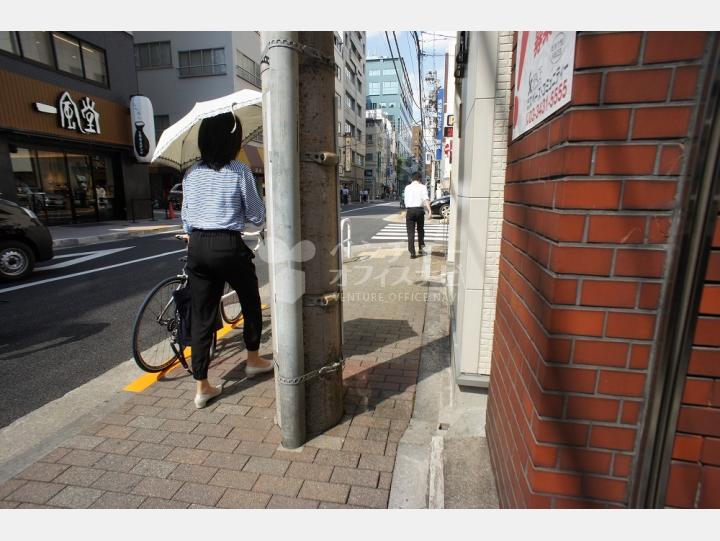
top-left (239, 144), bottom-right (264, 175)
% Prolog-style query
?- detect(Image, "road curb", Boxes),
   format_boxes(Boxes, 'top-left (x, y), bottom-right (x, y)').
top-left (52, 226), bottom-right (182, 248)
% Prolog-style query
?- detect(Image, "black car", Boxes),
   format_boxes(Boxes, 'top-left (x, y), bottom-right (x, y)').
top-left (430, 195), bottom-right (450, 219)
top-left (0, 198), bottom-right (54, 281)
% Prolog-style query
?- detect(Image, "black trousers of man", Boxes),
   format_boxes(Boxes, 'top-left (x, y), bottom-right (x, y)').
top-left (405, 207), bottom-right (426, 256)
top-left (187, 230), bottom-right (262, 380)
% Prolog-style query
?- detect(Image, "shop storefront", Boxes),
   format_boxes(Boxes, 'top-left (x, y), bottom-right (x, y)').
top-left (0, 31), bottom-right (151, 224)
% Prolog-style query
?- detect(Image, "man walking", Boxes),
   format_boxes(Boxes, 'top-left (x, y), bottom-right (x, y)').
top-left (404, 173), bottom-right (431, 258)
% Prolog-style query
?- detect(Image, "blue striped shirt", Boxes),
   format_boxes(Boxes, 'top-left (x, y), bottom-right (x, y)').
top-left (181, 160), bottom-right (265, 234)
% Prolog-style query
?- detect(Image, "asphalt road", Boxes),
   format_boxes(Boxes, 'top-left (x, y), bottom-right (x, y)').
top-left (0, 202), bottom-right (401, 428)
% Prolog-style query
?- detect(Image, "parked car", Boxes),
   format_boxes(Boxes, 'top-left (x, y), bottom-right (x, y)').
top-left (168, 183), bottom-right (183, 210)
top-left (0, 198), bottom-right (54, 281)
top-left (430, 195), bottom-right (450, 219)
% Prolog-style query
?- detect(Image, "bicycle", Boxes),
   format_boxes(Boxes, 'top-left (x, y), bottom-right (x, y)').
top-left (131, 229), bottom-right (265, 373)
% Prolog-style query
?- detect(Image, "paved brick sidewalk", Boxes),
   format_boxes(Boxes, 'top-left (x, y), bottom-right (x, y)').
top-left (0, 244), bottom-right (444, 509)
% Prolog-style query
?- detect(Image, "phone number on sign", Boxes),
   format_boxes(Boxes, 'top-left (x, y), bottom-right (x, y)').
top-left (525, 80), bottom-right (568, 125)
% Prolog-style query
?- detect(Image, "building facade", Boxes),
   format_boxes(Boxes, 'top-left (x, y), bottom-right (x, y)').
top-left (334, 31), bottom-right (366, 201)
top-left (365, 108), bottom-right (395, 198)
top-left (0, 31), bottom-right (151, 224)
top-left (366, 55), bottom-right (414, 175)
top-left (450, 30), bottom-right (720, 508)
top-left (132, 31), bottom-right (264, 204)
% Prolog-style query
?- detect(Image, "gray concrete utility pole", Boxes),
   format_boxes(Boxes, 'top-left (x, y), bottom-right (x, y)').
top-left (296, 32), bottom-right (345, 438)
top-left (261, 31), bottom-right (344, 449)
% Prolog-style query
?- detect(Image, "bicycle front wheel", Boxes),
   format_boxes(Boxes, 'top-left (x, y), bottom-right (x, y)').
top-left (132, 276), bottom-right (185, 373)
top-left (220, 282), bottom-right (242, 324)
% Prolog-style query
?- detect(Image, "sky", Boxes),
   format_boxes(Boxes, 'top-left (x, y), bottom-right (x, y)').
top-left (364, 31), bottom-right (455, 124)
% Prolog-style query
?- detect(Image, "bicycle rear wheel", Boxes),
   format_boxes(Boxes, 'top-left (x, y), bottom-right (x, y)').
top-left (132, 276), bottom-right (185, 373)
top-left (220, 282), bottom-right (242, 324)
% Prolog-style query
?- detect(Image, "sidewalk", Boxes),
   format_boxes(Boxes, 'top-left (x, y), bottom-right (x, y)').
top-left (0, 242), bottom-right (495, 508)
top-left (50, 214), bottom-right (183, 248)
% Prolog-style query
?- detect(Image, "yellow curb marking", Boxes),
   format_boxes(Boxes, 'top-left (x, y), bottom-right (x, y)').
top-left (124, 303), bottom-right (269, 393)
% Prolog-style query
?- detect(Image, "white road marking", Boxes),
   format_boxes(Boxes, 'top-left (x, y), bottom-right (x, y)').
top-left (37, 247), bottom-right (134, 270)
top-left (371, 222), bottom-right (449, 242)
top-left (340, 202), bottom-right (397, 214)
top-left (0, 249), bottom-right (186, 294)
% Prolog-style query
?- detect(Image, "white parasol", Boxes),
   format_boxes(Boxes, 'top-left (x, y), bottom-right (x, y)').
top-left (151, 89), bottom-right (263, 171)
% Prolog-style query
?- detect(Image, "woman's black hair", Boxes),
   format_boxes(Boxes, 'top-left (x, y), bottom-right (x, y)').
top-left (198, 112), bottom-right (243, 171)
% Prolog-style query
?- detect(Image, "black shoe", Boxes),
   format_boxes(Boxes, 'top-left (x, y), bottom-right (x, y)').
top-left (410, 253), bottom-right (417, 259)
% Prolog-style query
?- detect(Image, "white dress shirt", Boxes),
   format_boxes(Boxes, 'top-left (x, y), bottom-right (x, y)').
top-left (404, 182), bottom-right (430, 208)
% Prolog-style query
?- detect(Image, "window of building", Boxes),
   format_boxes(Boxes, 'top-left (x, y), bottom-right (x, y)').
top-left (345, 121), bottom-right (355, 137)
top-left (383, 68), bottom-right (396, 76)
top-left (52, 33), bottom-right (83, 77)
top-left (335, 92), bottom-right (341, 112)
top-left (345, 92), bottom-right (355, 111)
top-left (154, 114), bottom-right (170, 142)
top-left (17, 31), bottom-right (53, 66)
top-left (368, 81), bottom-right (380, 95)
top-left (236, 51), bottom-right (260, 87)
top-left (7, 32), bottom-right (108, 85)
top-left (366, 134), bottom-right (373, 144)
top-left (356, 103), bottom-right (362, 116)
top-left (383, 81), bottom-right (399, 94)
top-left (0, 31), bottom-right (20, 55)
top-left (357, 128), bottom-right (362, 141)
top-left (82, 42), bottom-right (108, 84)
top-left (335, 64), bottom-right (341, 80)
top-left (344, 64), bottom-right (354, 85)
top-left (368, 69), bottom-right (380, 77)
top-left (337, 121), bottom-right (342, 134)
top-left (366, 153), bottom-right (374, 162)
top-left (356, 77), bottom-right (362, 92)
top-left (135, 41), bottom-right (172, 69)
top-left (178, 48), bottom-right (226, 78)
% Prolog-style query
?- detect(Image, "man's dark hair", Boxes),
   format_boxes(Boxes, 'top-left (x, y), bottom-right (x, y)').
top-left (198, 112), bottom-right (243, 170)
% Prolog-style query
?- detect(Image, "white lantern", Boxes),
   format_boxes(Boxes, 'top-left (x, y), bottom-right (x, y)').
top-left (129, 95), bottom-right (156, 163)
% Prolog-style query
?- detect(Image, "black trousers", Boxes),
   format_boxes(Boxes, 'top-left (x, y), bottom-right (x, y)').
top-left (406, 207), bottom-right (426, 255)
top-left (187, 230), bottom-right (262, 380)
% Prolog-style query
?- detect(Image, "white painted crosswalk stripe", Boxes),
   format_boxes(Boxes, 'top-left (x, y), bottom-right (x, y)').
top-left (370, 222), bottom-right (449, 242)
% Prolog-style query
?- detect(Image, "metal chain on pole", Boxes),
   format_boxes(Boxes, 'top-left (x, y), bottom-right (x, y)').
top-left (274, 357), bottom-right (345, 386)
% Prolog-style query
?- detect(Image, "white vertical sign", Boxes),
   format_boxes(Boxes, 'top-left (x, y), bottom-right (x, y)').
top-left (512, 32), bottom-right (576, 140)
top-left (130, 95), bottom-right (156, 163)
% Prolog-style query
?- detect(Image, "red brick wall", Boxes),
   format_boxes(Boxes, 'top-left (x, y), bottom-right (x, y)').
top-left (486, 31), bottom-right (710, 508)
top-left (665, 216), bottom-right (720, 508)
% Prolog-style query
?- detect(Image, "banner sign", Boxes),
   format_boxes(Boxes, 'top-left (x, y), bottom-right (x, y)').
top-left (512, 31), bottom-right (576, 140)
top-left (129, 95), bottom-right (156, 163)
top-left (436, 88), bottom-right (444, 141)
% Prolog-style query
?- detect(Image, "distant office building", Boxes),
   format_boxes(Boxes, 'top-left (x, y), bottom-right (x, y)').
top-left (333, 31), bottom-right (366, 201)
top-left (365, 55), bottom-right (413, 161)
top-left (132, 31), bottom-right (265, 204)
top-left (365, 108), bottom-right (395, 198)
